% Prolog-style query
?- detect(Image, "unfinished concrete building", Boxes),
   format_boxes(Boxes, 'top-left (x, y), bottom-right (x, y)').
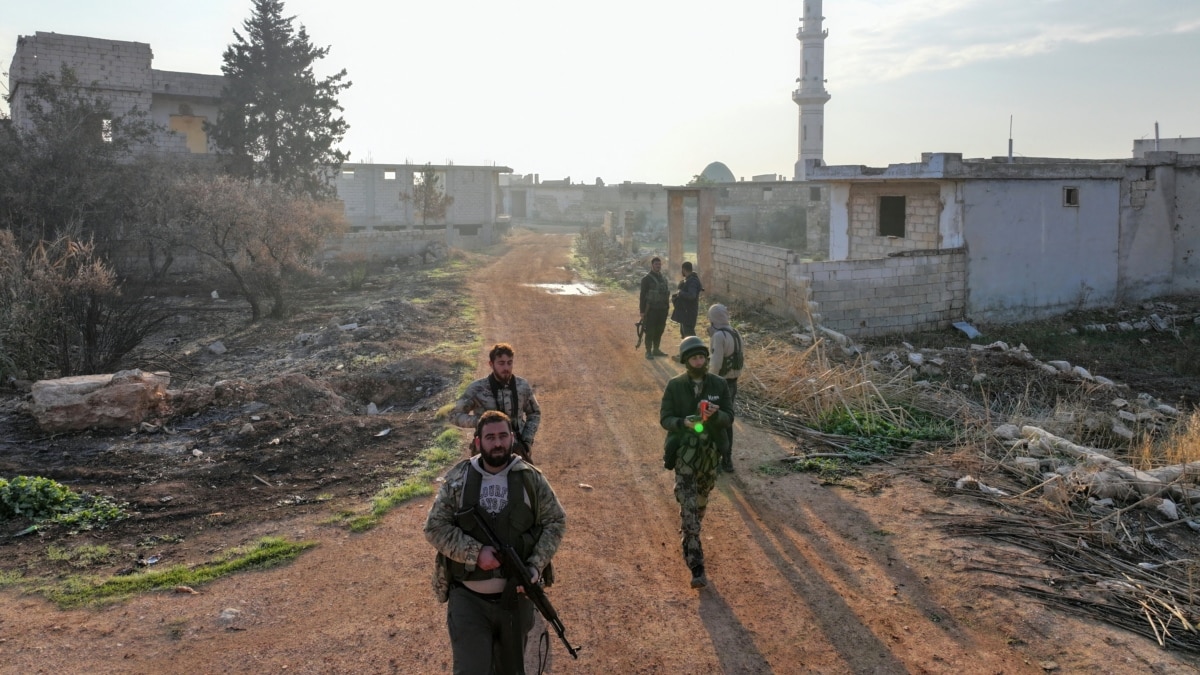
top-left (331, 163), bottom-right (511, 259)
top-left (7, 32), bottom-right (224, 155)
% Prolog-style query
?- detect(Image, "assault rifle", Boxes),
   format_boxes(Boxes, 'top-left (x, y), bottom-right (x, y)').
top-left (634, 320), bottom-right (645, 349)
top-left (462, 504), bottom-right (581, 659)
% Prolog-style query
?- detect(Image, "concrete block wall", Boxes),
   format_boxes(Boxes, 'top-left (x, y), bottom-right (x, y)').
top-left (325, 230), bottom-right (444, 262)
top-left (848, 184), bottom-right (940, 257)
top-left (794, 250), bottom-right (967, 337)
top-left (710, 238), bottom-right (798, 311)
top-left (334, 165), bottom-right (502, 234)
top-left (9, 33), bottom-right (155, 130)
top-left (444, 168), bottom-right (499, 224)
top-left (1174, 165), bottom-right (1200, 292)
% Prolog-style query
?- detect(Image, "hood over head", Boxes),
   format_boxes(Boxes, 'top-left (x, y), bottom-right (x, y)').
top-left (707, 303), bottom-right (730, 328)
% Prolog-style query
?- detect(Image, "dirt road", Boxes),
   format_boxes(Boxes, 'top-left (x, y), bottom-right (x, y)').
top-left (2, 230), bottom-right (1195, 674)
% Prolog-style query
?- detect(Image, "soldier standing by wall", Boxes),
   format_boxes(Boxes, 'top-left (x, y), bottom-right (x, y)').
top-left (670, 261), bottom-right (703, 339)
top-left (707, 304), bottom-right (743, 473)
top-left (639, 257), bottom-right (671, 359)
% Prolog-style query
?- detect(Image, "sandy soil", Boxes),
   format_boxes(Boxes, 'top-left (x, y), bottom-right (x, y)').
top-left (1, 229), bottom-right (1198, 674)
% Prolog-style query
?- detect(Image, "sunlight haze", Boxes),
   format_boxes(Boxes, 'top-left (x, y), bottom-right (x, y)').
top-left (3, 0), bottom-right (1198, 185)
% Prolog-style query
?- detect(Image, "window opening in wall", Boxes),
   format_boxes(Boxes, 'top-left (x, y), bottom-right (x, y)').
top-left (879, 195), bottom-right (906, 237)
top-left (169, 115), bottom-right (208, 153)
top-left (342, 169), bottom-right (355, 178)
top-left (763, 186), bottom-right (773, 201)
top-left (384, 170), bottom-right (396, 180)
top-left (809, 187), bottom-right (821, 201)
top-left (1063, 186), bottom-right (1079, 207)
top-left (101, 118), bottom-right (113, 143)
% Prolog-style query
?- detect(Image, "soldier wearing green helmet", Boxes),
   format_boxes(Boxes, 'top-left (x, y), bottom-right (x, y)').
top-left (659, 335), bottom-right (732, 589)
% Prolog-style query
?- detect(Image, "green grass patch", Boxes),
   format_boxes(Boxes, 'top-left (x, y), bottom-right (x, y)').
top-left (47, 544), bottom-right (117, 568)
top-left (0, 570), bottom-right (26, 587)
top-left (33, 536), bottom-right (316, 608)
top-left (334, 427), bottom-right (464, 533)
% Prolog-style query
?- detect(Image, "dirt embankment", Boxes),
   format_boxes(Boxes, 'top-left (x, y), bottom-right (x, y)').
top-left (0, 229), bottom-right (1197, 674)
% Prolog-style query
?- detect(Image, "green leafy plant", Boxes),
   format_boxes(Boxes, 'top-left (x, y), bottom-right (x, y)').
top-left (0, 475), bottom-right (128, 531)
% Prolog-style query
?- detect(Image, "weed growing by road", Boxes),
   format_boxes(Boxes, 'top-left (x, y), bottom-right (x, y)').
top-left (338, 427), bottom-right (464, 532)
top-left (47, 544), bottom-right (117, 569)
top-left (30, 537), bottom-right (316, 608)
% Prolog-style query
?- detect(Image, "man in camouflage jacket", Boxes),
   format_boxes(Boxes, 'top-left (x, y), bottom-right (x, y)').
top-left (425, 410), bottom-right (566, 674)
top-left (450, 342), bottom-right (542, 461)
top-left (660, 336), bottom-right (731, 590)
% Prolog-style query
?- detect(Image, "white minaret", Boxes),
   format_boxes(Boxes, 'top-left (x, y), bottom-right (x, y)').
top-left (793, 1), bottom-right (831, 181)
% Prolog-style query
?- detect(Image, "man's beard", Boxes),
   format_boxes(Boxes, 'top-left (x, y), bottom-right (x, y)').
top-left (481, 445), bottom-right (513, 468)
top-left (686, 363), bottom-right (708, 379)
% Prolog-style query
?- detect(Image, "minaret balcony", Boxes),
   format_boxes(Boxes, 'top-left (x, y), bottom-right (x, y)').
top-left (792, 89), bottom-right (831, 105)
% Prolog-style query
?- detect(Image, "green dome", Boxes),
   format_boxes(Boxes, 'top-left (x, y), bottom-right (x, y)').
top-left (700, 161), bottom-right (735, 184)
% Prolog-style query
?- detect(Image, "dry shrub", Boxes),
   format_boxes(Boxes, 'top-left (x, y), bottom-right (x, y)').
top-left (744, 336), bottom-right (885, 421)
top-left (1130, 408), bottom-right (1200, 469)
top-left (0, 232), bottom-right (165, 379)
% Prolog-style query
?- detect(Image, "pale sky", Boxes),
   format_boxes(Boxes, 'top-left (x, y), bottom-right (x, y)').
top-left (3, 1), bottom-right (1199, 185)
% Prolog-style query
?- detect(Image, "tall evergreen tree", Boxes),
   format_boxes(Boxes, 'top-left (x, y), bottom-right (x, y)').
top-left (209, 0), bottom-right (351, 199)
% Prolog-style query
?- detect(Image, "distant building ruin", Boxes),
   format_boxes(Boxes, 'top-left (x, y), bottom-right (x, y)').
top-left (6, 32), bottom-right (510, 262)
top-left (7, 32), bottom-right (224, 155)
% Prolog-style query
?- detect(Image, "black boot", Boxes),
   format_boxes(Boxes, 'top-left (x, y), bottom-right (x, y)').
top-left (651, 338), bottom-right (667, 357)
top-left (690, 564), bottom-right (708, 589)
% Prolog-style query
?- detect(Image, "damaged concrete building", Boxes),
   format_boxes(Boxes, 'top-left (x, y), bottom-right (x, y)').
top-left (7, 31), bottom-right (223, 155)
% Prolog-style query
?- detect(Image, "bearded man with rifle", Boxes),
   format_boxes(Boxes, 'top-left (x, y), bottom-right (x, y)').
top-left (425, 410), bottom-right (573, 674)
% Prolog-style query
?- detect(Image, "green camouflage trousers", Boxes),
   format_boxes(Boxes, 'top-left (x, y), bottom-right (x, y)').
top-left (674, 457), bottom-right (717, 572)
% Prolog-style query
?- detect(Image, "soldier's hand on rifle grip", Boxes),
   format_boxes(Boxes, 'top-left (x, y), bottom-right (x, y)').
top-left (477, 545), bottom-right (502, 571)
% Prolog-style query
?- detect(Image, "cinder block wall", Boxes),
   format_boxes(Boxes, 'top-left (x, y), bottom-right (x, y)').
top-left (711, 238), bottom-right (798, 311)
top-left (794, 250), bottom-right (967, 337)
top-left (710, 233), bottom-right (966, 337)
top-left (9, 33), bottom-right (154, 129)
top-left (848, 184), bottom-right (941, 257)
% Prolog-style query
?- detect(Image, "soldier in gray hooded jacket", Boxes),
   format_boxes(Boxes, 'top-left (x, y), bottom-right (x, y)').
top-left (707, 303), bottom-right (743, 473)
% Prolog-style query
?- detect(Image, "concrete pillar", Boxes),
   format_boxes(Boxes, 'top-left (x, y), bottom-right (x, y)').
top-left (668, 191), bottom-right (685, 276)
top-left (697, 188), bottom-right (715, 293)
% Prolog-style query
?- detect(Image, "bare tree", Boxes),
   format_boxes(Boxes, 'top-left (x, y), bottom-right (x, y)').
top-left (166, 176), bottom-right (346, 320)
